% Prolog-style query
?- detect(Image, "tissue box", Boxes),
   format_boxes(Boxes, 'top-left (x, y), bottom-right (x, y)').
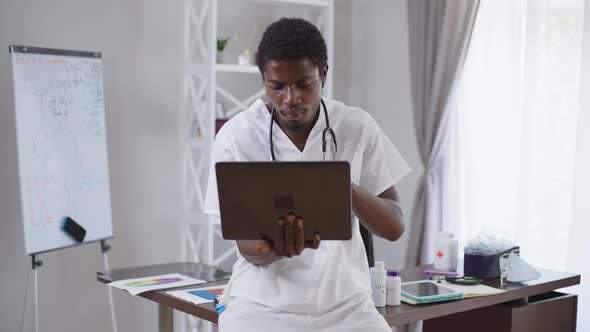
top-left (463, 246), bottom-right (519, 279)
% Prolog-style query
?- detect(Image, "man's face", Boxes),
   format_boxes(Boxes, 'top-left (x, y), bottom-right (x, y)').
top-left (263, 59), bottom-right (326, 132)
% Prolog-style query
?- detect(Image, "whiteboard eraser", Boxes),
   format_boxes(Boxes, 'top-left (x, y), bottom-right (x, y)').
top-left (62, 217), bottom-right (86, 242)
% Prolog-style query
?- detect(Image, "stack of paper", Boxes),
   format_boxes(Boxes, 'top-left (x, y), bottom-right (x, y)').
top-left (438, 281), bottom-right (505, 298)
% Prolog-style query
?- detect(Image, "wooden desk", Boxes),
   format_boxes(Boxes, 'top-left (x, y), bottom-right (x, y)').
top-left (98, 263), bottom-right (580, 332)
top-left (387, 267), bottom-right (580, 331)
top-left (97, 262), bottom-right (230, 332)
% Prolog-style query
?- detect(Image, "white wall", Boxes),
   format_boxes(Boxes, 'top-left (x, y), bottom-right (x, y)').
top-left (334, 0), bottom-right (421, 271)
top-left (0, 1), bottom-right (183, 331)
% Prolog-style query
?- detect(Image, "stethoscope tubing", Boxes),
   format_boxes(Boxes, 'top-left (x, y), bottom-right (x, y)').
top-left (269, 98), bottom-right (337, 161)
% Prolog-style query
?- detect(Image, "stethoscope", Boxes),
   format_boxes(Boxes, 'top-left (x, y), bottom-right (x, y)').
top-left (269, 98), bottom-right (337, 161)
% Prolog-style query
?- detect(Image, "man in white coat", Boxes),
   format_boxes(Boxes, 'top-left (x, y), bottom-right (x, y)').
top-left (205, 17), bottom-right (411, 332)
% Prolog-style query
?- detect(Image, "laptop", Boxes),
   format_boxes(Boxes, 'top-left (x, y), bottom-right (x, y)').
top-left (215, 161), bottom-right (352, 242)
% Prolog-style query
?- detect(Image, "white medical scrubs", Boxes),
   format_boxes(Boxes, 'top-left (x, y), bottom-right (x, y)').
top-left (204, 98), bottom-right (411, 332)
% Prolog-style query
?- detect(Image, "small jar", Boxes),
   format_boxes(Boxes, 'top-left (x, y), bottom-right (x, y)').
top-left (238, 49), bottom-right (251, 65)
top-left (500, 262), bottom-right (508, 286)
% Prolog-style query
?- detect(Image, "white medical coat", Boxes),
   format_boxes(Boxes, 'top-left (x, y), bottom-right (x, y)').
top-left (204, 98), bottom-right (411, 314)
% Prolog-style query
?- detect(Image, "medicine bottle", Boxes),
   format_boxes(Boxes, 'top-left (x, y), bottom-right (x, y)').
top-left (371, 261), bottom-right (387, 307)
top-left (433, 232), bottom-right (458, 271)
top-left (386, 270), bottom-right (401, 306)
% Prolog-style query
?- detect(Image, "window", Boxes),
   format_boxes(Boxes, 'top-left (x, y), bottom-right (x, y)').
top-left (445, 0), bottom-right (585, 270)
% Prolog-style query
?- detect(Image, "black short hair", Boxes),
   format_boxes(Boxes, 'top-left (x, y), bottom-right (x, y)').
top-left (256, 18), bottom-right (328, 77)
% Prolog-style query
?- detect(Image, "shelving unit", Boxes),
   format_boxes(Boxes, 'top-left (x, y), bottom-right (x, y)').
top-left (215, 63), bottom-right (259, 73)
top-left (179, 1), bottom-right (334, 329)
top-left (269, 0), bottom-right (332, 7)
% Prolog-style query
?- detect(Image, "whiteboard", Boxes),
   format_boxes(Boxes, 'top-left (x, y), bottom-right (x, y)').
top-left (10, 46), bottom-right (113, 255)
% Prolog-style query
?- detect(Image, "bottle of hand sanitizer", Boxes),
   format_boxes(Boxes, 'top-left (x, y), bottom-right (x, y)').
top-left (371, 261), bottom-right (387, 307)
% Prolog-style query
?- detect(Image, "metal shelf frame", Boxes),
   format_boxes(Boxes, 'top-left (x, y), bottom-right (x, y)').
top-left (179, 1), bottom-right (334, 330)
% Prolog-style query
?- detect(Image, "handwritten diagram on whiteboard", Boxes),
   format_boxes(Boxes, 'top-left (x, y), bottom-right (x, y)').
top-left (10, 46), bottom-right (113, 255)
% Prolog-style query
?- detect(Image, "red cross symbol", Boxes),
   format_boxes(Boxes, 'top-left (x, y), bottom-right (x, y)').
top-left (436, 251), bottom-right (444, 259)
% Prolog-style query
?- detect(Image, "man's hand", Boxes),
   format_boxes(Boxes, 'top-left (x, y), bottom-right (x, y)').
top-left (239, 212), bottom-right (321, 265)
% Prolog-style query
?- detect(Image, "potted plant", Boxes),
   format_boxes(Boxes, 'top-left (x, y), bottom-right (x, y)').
top-left (217, 37), bottom-right (230, 63)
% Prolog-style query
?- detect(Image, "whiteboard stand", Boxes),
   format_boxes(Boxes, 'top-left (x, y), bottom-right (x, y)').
top-left (100, 240), bottom-right (118, 332)
top-left (31, 254), bottom-right (42, 332)
top-left (26, 243), bottom-right (117, 332)
top-left (11, 45), bottom-right (115, 332)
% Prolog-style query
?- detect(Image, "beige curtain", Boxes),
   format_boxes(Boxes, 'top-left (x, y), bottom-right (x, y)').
top-left (406, 0), bottom-right (480, 266)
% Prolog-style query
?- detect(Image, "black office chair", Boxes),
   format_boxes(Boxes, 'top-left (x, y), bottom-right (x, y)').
top-left (359, 223), bottom-right (375, 267)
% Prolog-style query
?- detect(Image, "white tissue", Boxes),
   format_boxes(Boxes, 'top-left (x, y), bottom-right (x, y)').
top-left (464, 229), bottom-right (515, 255)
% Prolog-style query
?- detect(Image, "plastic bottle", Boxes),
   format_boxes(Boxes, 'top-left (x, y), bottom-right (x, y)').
top-left (500, 260), bottom-right (509, 286)
top-left (371, 261), bottom-right (386, 307)
top-left (433, 232), bottom-right (459, 271)
top-left (386, 270), bottom-right (401, 306)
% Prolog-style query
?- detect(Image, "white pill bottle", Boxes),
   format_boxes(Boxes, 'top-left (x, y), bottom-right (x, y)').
top-left (386, 270), bottom-right (401, 306)
top-left (371, 261), bottom-right (387, 307)
top-left (433, 232), bottom-right (459, 271)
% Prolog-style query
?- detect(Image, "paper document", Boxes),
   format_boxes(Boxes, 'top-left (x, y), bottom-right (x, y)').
top-left (107, 273), bottom-right (206, 296)
top-left (168, 284), bottom-right (227, 305)
top-left (438, 281), bottom-right (505, 298)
